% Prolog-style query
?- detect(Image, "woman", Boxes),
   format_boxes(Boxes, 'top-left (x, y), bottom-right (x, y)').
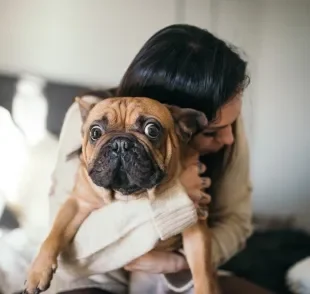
top-left (50, 25), bottom-right (271, 294)
top-left (117, 24), bottom-right (257, 293)
top-left (118, 23), bottom-right (251, 270)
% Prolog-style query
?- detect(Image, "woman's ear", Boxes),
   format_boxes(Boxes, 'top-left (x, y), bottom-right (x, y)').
top-left (166, 105), bottom-right (208, 142)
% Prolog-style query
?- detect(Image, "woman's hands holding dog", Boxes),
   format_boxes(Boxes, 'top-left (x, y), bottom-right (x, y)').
top-left (179, 150), bottom-right (211, 218)
top-left (124, 251), bottom-right (189, 274)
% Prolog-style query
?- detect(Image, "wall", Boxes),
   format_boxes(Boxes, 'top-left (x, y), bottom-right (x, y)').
top-left (0, 0), bottom-right (210, 87)
top-left (210, 0), bottom-right (310, 229)
top-left (250, 0), bottom-right (310, 228)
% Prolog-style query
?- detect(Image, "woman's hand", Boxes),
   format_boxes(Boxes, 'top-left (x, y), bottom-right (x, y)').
top-left (179, 151), bottom-right (211, 217)
top-left (124, 251), bottom-right (188, 274)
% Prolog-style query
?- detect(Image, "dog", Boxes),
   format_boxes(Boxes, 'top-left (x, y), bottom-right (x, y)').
top-left (24, 97), bottom-right (217, 294)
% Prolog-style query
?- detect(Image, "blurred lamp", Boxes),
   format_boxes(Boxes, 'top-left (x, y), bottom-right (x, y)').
top-left (12, 74), bottom-right (47, 146)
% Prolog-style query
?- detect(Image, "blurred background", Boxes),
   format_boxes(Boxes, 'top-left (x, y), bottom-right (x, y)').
top-left (0, 0), bottom-right (309, 293)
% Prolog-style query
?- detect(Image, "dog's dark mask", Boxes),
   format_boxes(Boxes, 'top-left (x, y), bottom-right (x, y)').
top-left (89, 133), bottom-right (165, 195)
top-left (77, 97), bottom-right (207, 196)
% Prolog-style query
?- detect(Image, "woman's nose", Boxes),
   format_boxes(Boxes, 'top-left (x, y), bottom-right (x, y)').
top-left (218, 126), bottom-right (234, 146)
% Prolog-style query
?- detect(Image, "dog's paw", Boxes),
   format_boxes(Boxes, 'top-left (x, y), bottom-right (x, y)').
top-left (24, 257), bottom-right (57, 294)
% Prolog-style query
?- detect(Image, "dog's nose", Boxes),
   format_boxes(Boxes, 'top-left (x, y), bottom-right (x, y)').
top-left (112, 138), bottom-right (133, 153)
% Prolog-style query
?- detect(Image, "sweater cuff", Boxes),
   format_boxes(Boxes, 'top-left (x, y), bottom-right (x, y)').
top-left (150, 180), bottom-right (198, 240)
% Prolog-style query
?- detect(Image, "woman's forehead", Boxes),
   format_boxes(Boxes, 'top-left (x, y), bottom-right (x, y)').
top-left (208, 97), bottom-right (242, 129)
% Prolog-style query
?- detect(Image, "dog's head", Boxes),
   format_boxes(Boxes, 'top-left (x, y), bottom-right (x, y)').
top-left (77, 97), bottom-right (207, 195)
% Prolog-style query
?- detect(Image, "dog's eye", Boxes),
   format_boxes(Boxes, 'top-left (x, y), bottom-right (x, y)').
top-left (90, 125), bottom-right (102, 141)
top-left (144, 123), bottom-right (160, 139)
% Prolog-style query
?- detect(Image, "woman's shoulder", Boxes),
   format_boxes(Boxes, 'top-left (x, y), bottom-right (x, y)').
top-left (233, 116), bottom-right (249, 158)
top-left (225, 115), bottom-right (250, 177)
top-left (220, 116), bottom-right (249, 175)
top-left (235, 116), bottom-right (247, 143)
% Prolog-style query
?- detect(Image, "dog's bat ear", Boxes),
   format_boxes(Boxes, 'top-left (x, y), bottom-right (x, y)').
top-left (166, 105), bottom-right (208, 142)
top-left (75, 97), bottom-right (96, 122)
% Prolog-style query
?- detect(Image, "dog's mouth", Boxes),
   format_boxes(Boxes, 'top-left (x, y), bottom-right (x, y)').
top-left (88, 134), bottom-right (165, 195)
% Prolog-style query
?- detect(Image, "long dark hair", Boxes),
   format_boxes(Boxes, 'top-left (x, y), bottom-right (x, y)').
top-left (117, 24), bottom-right (249, 182)
top-left (117, 24), bottom-right (249, 123)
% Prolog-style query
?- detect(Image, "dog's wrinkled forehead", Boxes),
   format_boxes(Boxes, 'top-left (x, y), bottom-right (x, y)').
top-left (85, 97), bottom-right (174, 129)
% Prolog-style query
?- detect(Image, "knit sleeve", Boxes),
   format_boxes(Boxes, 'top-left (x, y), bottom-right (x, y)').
top-left (150, 181), bottom-right (198, 241)
top-left (209, 117), bottom-right (253, 267)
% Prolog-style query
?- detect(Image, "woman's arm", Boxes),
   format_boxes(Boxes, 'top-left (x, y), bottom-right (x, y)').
top-left (208, 117), bottom-right (253, 267)
top-left (209, 180), bottom-right (252, 267)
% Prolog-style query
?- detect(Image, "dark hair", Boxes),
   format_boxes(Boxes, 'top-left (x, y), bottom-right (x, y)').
top-left (118, 24), bottom-right (249, 122)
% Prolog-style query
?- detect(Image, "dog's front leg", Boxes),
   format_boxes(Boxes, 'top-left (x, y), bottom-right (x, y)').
top-left (182, 221), bottom-right (217, 294)
top-left (24, 196), bottom-right (97, 294)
